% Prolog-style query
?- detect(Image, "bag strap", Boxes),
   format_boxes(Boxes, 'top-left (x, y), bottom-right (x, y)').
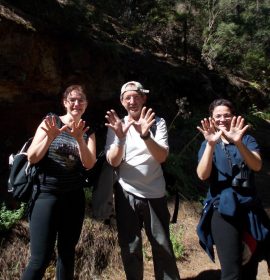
top-left (219, 140), bottom-right (234, 169)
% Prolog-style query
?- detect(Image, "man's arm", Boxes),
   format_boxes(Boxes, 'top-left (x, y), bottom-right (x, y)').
top-left (141, 136), bottom-right (168, 163)
top-left (105, 110), bottom-right (133, 167)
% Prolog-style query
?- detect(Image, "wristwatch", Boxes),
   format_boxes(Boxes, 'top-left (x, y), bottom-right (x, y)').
top-left (140, 132), bottom-right (151, 140)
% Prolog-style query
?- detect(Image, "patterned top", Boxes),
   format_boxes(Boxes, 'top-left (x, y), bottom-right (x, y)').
top-left (38, 113), bottom-right (91, 193)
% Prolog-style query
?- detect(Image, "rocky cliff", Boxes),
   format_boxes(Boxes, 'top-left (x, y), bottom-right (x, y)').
top-left (0, 1), bottom-right (267, 199)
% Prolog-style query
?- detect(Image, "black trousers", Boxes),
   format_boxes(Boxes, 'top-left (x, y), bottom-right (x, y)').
top-left (211, 209), bottom-right (259, 280)
top-left (21, 189), bottom-right (85, 280)
top-left (114, 185), bottom-right (180, 280)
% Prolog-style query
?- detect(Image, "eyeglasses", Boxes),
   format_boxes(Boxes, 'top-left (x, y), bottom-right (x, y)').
top-left (213, 114), bottom-right (232, 120)
top-left (66, 98), bottom-right (86, 105)
top-left (122, 94), bottom-right (143, 102)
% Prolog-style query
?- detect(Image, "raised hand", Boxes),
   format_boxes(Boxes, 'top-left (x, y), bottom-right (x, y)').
top-left (105, 109), bottom-right (134, 138)
top-left (133, 107), bottom-right (156, 136)
top-left (41, 115), bottom-right (68, 140)
top-left (220, 116), bottom-right (249, 144)
top-left (197, 117), bottom-right (222, 144)
top-left (65, 119), bottom-right (89, 141)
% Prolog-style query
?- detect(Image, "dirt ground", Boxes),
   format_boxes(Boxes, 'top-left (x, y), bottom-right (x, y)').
top-left (137, 198), bottom-right (269, 280)
top-left (175, 121), bottom-right (270, 280)
top-left (177, 202), bottom-right (269, 280)
top-left (140, 132), bottom-right (270, 280)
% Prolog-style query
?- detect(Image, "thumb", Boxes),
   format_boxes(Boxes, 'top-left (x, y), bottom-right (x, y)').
top-left (123, 120), bottom-right (134, 134)
top-left (60, 125), bottom-right (69, 133)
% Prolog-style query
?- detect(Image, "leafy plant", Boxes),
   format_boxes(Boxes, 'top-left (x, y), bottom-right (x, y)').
top-left (0, 203), bottom-right (25, 232)
top-left (170, 224), bottom-right (185, 259)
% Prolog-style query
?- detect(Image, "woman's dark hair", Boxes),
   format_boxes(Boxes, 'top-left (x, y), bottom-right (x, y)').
top-left (209, 99), bottom-right (236, 116)
top-left (62, 84), bottom-right (87, 100)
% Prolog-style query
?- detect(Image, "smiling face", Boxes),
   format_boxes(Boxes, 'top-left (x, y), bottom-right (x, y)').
top-left (212, 105), bottom-right (233, 131)
top-left (63, 86), bottom-right (88, 118)
top-left (121, 85), bottom-right (147, 120)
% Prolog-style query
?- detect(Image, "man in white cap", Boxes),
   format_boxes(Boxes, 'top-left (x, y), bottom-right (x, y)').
top-left (105, 81), bottom-right (180, 279)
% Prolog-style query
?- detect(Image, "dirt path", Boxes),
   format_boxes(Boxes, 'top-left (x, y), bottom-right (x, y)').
top-left (178, 201), bottom-right (269, 280)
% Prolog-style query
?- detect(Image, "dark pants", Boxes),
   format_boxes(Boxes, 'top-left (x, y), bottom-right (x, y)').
top-left (21, 189), bottom-right (85, 280)
top-left (211, 209), bottom-right (259, 280)
top-left (114, 184), bottom-right (180, 280)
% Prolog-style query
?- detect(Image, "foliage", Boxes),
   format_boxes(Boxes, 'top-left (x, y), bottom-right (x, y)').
top-left (0, 203), bottom-right (25, 232)
top-left (170, 224), bottom-right (185, 259)
top-left (201, 0), bottom-right (270, 82)
top-left (244, 105), bottom-right (270, 128)
top-left (84, 187), bottom-right (93, 204)
top-left (4, 0), bottom-right (270, 92)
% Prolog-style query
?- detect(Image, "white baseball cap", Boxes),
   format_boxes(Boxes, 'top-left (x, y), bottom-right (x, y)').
top-left (120, 81), bottom-right (149, 98)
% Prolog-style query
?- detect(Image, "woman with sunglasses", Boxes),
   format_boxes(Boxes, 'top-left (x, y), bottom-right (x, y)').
top-left (196, 98), bottom-right (270, 280)
top-left (21, 84), bottom-right (96, 280)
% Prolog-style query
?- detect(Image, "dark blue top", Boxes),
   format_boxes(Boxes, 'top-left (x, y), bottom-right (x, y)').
top-left (196, 134), bottom-right (270, 261)
top-left (198, 134), bottom-right (259, 195)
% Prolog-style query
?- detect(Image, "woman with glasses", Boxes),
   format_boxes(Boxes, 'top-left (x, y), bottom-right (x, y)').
top-left (21, 84), bottom-right (96, 280)
top-left (196, 98), bottom-right (270, 280)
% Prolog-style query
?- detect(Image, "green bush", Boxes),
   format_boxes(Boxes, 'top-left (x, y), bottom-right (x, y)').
top-left (0, 203), bottom-right (25, 232)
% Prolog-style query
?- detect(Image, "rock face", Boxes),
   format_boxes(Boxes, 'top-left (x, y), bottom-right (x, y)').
top-left (0, 3), bottom-right (128, 197)
top-left (0, 2), bottom-right (267, 199)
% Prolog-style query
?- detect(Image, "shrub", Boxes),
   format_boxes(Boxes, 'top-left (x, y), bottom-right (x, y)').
top-left (0, 203), bottom-right (25, 233)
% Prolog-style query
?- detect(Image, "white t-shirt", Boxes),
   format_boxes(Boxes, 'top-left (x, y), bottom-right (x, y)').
top-left (105, 116), bottom-right (169, 199)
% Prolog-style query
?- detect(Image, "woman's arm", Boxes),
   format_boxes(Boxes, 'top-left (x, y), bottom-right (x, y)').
top-left (235, 142), bottom-right (262, 171)
top-left (197, 142), bottom-right (215, 180)
top-left (77, 133), bottom-right (96, 169)
top-left (27, 116), bottom-right (65, 164)
top-left (196, 118), bottom-right (222, 180)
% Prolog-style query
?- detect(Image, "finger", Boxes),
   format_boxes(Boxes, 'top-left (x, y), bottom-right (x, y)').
top-left (217, 130), bottom-right (222, 137)
top-left (44, 119), bottom-right (52, 130)
top-left (106, 110), bottom-right (118, 123)
top-left (196, 126), bottom-right (204, 134)
top-left (147, 112), bottom-right (155, 122)
top-left (201, 118), bottom-right (209, 130)
top-left (148, 119), bottom-right (155, 128)
top-left (78, 120), bottom-right (86, 129)
top-left (241, 124), bottom-right (249, 134)
top-left (144, 108), bottom-right (153, 119)
top-left (140, 107), bottom-right (147, 119)
top-left (60, 125), bottom-right (69, 132)
top-left (40, 127), bottom-right (49, 133)
top-left (236, 116), bottom-right (244, 128)
top-left (110, 109), bottom-right (120, 121)
top-left (230, 116), bottom-right (237, 128)
top-left (105, 115), bottom-right (117, 126)
top-left (51, 115), bottom-right (56, 127)
top-left (210, 118), bottom-right (218, 129)
top-left (104, 123), bottom-right (113, 128)
top-left (209, 117), bottom-right (215, 126)
top-left (82, 126), bottom-right (89, 133)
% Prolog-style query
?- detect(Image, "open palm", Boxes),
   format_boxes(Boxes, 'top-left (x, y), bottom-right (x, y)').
top-left (197, 118), bottom-right (222, 144)
top-left (105, 109), bottom-right (134, 138)
top-left (133, 107), bottom-right (156, 136)
top-left (220, 116), bottom-right (249, 143)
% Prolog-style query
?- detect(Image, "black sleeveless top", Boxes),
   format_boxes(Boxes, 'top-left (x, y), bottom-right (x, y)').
top-left (38, 113), bottom-right (92, 193)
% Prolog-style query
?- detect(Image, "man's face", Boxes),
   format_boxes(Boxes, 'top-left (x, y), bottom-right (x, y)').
top-left (121, 88), bottom-right (146, 120)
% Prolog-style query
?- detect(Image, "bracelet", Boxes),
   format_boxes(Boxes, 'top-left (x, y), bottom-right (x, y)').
top-left (114, 136), bottom-right (126, 146)
top-left (140, 132), bottom-right (151, 140)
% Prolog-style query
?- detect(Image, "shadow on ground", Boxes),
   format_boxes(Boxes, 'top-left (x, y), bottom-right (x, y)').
top-left (183, 269), bottom-right (221, 280)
